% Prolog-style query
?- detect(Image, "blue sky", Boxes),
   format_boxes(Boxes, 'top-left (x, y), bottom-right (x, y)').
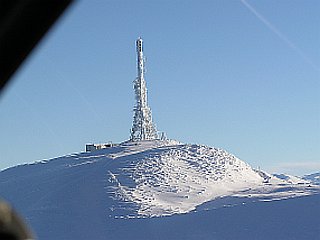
top-left (0, 0), bottom-right (319, 175)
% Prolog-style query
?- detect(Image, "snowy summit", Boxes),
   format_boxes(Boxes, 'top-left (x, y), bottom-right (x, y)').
top-left (1, 139), bottom-right (319, 239)
top-left (105, 140), bottom-right (318, 218)
top-left (0, 140), bottom-right (318, 219)
top-left (1, 38), bottom-right (319, 239)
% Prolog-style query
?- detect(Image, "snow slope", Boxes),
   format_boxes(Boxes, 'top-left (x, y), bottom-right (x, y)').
top-left (109, 141), bottom-right (264, 217)
top-left (0, 140), bottom-right (319, 239)
top-left (272, 173), bottom-right (310, 184)
top-left (107, 141), bottom-right (316, 217)
top-left (303, 172), bottom-right (320, 185)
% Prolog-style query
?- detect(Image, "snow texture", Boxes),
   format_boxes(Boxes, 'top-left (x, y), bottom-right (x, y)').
top-left (0, 140), bottom-right (319, 239)
top-left (303, 172), bottom-right (320, 185)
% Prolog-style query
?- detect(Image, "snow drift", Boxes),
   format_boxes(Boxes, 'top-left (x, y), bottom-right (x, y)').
top-left (108, 141), bottom-right (265, 217)
top-left (0, 140), bottom-right (319, 239)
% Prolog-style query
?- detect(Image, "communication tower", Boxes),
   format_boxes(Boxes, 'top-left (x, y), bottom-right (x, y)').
top-left (130, 38), bottom-right (158, 141)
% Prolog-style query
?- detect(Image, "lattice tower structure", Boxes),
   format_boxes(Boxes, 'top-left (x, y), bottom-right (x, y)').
top-left (130, 38), bottom-right (158, 141)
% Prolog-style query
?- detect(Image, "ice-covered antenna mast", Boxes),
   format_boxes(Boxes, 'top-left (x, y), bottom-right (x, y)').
top-left (137, 37), bottom-right (145, 79)
top-left (130, 38), bottom-right (158, 141)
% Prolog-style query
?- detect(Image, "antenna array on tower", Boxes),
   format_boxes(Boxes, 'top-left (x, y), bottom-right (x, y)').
top-left (130, 38), bottom-right (158, 141)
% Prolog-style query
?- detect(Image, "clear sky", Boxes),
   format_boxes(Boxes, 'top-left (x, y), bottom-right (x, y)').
top-left (0, 0), bottom-right (319, 176)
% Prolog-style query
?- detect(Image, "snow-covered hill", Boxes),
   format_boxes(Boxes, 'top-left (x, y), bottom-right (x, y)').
top-left (0, 140), bottom-right (319, 239)
top-left (303, 172), bottom-right (320, 185)
top-left (106, 141), bottom-right (315, 217)
top-left (272, 173), bottom-right (310, 184)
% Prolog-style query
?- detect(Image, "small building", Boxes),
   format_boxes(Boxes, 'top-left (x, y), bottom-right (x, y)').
top-left (85, 142), bottom-right (116, 152)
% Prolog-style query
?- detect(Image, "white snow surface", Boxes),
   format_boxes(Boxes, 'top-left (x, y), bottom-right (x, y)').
top-left (102, 140), bottom-right (318, 217)
top-left (1, 139), bottom-right (319, 240)
top-left (110, 141), bottom-right (258, 216)
top-left (272, 173), bottom-right (310, 184)
top-left (303, 172), bottom-right (320, 185)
